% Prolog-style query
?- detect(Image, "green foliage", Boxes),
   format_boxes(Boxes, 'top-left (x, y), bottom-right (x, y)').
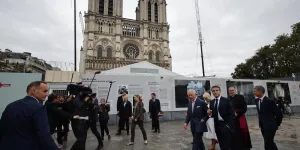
top-left (231, 22), bottom-right (300, 79)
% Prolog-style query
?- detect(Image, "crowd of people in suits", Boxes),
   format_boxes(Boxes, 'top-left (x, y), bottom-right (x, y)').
top-left (0, 81), bottom-right (112, 150)
top-left (185, 85), bottom-right (283, 150)
top-left (0, 81), bottom-right (162, 150)
top-left (0, 81), bottom-right (283, 150)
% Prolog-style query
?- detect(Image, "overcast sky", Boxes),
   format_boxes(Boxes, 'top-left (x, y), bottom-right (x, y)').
top-left (0, 0), bottom-right (299, 77)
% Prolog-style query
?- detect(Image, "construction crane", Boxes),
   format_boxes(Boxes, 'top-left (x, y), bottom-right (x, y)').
top-left (79, 11), bottom-right (84, 36)
top-left (194, 0), bottom-right (205, 77)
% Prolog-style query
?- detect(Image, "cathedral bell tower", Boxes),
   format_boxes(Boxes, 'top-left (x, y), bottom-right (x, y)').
top-left (80, 0), bottom-right (172, 74)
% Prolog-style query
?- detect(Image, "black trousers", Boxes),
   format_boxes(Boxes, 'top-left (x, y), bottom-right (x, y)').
top-left (261, 126), bottom-right (278, 150)
top-left (99, 119), bottom-right (110, 137)
top-left (62, 120), bottom-right (69, 140)
top-left (118, 118), bottom-right (129, 133)
top-left (215, 121), bottom-right (232, 150)
top-left (130, 120), bottom-right (147, 142)
top-left (70, 120), bottom-right (89, 150)
top-left (88, 121), bottom-right (103, 146)
top-left (151, 115), bottom-right (160, 131)
top-left (56, 122), bottom-right (64, 145)
top-left (192, 132), bottom-right (205, 150)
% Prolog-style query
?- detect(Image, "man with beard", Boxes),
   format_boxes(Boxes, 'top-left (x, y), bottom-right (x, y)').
top-left (228, 87), bottom-right (252, 150)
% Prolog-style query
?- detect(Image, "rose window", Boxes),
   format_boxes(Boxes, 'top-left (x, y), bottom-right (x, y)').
top-left (123, 43), bottom-right (140, 59)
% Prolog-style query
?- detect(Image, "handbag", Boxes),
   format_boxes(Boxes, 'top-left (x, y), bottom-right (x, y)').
top-left (158, 111), bottom-right (164, 117)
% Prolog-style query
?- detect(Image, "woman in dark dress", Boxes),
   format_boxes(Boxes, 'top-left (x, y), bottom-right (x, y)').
top-left (228, 87), bottom-right (252, 150)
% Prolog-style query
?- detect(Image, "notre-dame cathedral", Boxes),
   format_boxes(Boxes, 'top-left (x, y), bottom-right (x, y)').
top-left (79, 0), bottom-right (172, 74)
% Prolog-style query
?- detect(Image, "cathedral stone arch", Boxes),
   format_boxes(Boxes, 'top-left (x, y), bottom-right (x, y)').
top-left (95, 45), bottom-right (104, 57)
top-left (146, 43), bottom-right (162, 54)
top-left (155, 51), bottom-right (161, 61)
top-left (94, 38), bottom-right (116, 51)
top-left (106, 46), bottom-right (114, 58)
top-left (148, 50), bottom-right (154, 60)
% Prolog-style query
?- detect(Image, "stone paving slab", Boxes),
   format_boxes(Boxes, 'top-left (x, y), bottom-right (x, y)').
top-left (61, 115), bottom-right (300, 150)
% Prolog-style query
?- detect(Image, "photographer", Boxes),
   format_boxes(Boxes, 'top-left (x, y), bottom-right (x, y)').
top-left (70, 93), bottom-right (103, 150)
top-left (45, 93), bottom-right (79, 148)
top-left (99, 98), bottom-right (111, 140)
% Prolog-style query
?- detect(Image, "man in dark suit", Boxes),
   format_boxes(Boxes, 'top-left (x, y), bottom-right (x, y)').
top-left (117, 91), bottom-right (127, 130)
top-left (116, 95), bottom-right (132, 135)
top-left (254, 85), bottom-right (282, 150)
top-left (0, 81), bottom-right (66, 150)
top-left (117, 91), bottom-right (127, 113)
top-left (149, 93), bottom-right (161, 133)
top-left (208, 85), bottom-right (235, 150)
top-left (184, 89), bottom-right (208, 150)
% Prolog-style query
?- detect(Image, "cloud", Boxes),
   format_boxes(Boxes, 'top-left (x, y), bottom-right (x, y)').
top-left (0, 0), bottom-right (299, 77)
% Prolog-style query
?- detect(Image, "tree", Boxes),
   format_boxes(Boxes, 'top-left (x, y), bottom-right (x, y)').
top-left (231, 22), bottom-right (300, 79)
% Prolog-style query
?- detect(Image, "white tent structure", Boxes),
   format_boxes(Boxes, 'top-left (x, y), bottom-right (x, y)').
top-left (99, 61), bottom-right (183, 77)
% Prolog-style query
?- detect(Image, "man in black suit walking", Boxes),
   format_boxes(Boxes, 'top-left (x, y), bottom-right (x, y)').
top-left (184, 89), bottom-right (208, 150)
top-left (208, 85), bottom-right (235, 150)
top-left (254, 85), bottom-right (282, 150)
top-left (149, 93), bottom-right (161, 133)
top-left (0, 81), bottom-right (62, 150)
top-left (116, 95), bottom-right (132, 135)
top-left (117, 91), bottom-right (127, 130)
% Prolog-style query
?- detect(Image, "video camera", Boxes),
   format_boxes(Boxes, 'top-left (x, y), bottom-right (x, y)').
top-left (67, 82), bottom-right (92, 96)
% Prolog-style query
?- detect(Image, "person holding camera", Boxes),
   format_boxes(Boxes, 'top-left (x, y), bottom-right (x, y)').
top-left (45, 93), bottom-right (78, 148)
top-left (70, 93), bottom-right (102, 150)
top-left (98, 98), bottom-right (111, 140)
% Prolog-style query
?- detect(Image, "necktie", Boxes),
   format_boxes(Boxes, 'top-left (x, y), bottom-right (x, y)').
top-left (214, 99), bottom-right (219, 120)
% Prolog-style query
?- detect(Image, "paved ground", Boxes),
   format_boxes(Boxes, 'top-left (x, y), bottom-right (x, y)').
top-left (62, 114), bottom-right (300, 150)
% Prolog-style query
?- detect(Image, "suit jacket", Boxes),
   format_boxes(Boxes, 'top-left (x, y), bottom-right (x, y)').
top-left (255, 96), bottom-right (283, 130)
top-left (119, 101), bottom-right (132, 119)
top-left (117, 96), bottom-right (123, 112)
top-left (0, 96), bottom-right (58, 150)
top-left (209, 96), bottom-right (235, 128)
top-left (185, 98), bottom-right (208, 133)
top-left (45, 102), bottom-right (74, 134)
top-left (149, 99), bottom-right (161, 117)
top-left (133, 101), bottom-right (144, 121)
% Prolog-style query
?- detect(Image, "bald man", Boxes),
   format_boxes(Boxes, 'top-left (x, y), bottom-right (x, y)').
top-left (184, 89), bottom-right (209, 150)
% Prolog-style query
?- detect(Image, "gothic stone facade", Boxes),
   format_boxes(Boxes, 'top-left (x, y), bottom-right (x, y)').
top-left (79, 0), bottom-right (172, 74)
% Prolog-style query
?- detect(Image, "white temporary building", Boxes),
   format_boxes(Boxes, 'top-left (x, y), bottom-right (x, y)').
top-left (97, 61), bottom-right (183, 77)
